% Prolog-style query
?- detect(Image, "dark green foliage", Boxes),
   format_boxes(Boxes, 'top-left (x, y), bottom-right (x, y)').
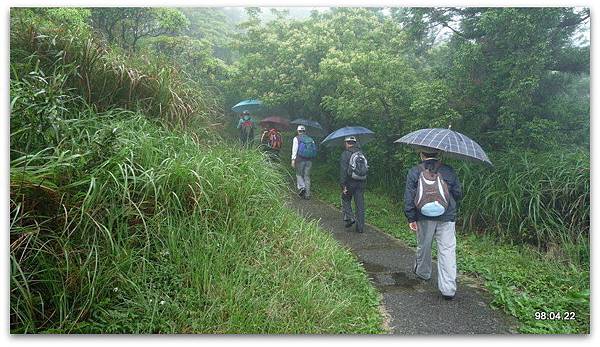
top-left (139, 35), bottom-right (228, 89)
top-left (399, 8), bottom-right (590, 151)
top-left (90, 8), bottom-right (189, 52)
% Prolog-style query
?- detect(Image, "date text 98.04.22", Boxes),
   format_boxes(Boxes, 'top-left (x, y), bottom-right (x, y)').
top-left (534, 311), bottom-right (576, 320)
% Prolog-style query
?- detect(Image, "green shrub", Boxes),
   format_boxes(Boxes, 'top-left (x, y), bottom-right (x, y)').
top-left (452, 149), bottom-right (589, 264)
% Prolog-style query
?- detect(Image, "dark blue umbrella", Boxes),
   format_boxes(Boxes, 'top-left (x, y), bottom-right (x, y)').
top-left (232, 99), bottom-right (262, 113)
top-left (290, 118), bottom-right (323, 130)
top-left (321, 126), bottom-right (375, 147)
top-left (394, 128), bottom-right (492, 166)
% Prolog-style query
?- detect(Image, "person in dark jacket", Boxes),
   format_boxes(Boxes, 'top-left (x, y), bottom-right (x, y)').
top-left (404, 150), bottom-right (462, 300)
top-left (340, 136), bottom-right (366, 233)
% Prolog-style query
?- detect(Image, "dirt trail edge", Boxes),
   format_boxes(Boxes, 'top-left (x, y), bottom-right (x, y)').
top-left (288, 194), bottom-right (518, 335)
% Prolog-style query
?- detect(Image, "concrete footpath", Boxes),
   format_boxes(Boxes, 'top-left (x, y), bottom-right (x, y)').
top-left (288, 194), bottom-right (517, 335)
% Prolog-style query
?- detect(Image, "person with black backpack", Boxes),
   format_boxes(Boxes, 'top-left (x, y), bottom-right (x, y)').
top-left (340, 136), bottom-right (368, 233)
top-left (291, 125), bottom-right (317, 199)
top-left (403, 150), bottom-right (463, 300)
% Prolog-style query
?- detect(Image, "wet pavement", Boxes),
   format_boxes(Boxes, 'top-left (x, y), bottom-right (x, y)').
top-left (288, 194), bottom-right (517, 335)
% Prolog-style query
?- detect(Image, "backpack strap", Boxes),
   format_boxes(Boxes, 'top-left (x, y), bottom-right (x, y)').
top-left (348, 150), bottom-right (362, 168)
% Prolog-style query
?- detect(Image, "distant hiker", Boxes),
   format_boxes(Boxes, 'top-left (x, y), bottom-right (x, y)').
top-left (291, 125), bottom-right (317, 199)
top-left (260, 127), bottom-right (283, 161)
top-left (340, 136), bottom-right (368, 233)
top-left (237, 110), bottom-right (255, 146)
top-left (404, 150), bottom-right (463, 300)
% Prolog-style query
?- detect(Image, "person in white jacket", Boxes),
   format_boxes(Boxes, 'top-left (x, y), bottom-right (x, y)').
top-left (291, 125), bottom-right (313, 199)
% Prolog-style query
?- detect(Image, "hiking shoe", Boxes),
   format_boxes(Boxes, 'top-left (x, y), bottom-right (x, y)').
top-left (355, 226), bottom-right (364, 233)
top-left (413, 273), bottom-right (430, 281)
top-left (442, 294), bottom-right (455, 301)
top-left (344, 219), bottom-right (355, 228)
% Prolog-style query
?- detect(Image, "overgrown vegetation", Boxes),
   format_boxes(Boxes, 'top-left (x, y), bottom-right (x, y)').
top-left (11, 8), bottom-right (222, 130)
top-left (10, 8), bottom-right (383, 333)
top-left (453, 150), bottom-right (589, 264)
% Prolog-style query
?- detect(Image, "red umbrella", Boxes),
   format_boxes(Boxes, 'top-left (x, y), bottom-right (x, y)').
top-left (259, 116), bottom-right (290, 130)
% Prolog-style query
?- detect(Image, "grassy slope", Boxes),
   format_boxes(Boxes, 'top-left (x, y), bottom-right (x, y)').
top-left (10, 12), bottom-right (384, 333)
top-left (11, 109), bottom-right (383, 333)
top-left (307, 163), bottom-right (589, 334)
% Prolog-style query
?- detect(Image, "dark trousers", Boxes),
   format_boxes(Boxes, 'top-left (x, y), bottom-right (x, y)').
top-left (341, 180), bottom-right (366, 231)
top-left (265, 148), bottom-right (280, 162)
top-left (240, 129), bottom-right (254, 146)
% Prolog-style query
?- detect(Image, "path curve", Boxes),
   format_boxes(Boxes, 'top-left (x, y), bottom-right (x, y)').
top-left (288, 194), bottom-right (517, 335)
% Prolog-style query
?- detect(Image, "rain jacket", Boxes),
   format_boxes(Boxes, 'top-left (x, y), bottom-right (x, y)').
top-left (237, 115), bottom-right (255, 128)
top-left (404, 159), bottom-right (463, 223)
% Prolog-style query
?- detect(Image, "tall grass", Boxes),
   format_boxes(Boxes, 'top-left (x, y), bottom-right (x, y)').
top-left (10, 8), bottom-right (223, 133)
top-left (10, 105), bottom-right (383, 333)
top-left (10, 11), bottom-right (383, 333)
top-left (451, 150), bottom-right (589, 264)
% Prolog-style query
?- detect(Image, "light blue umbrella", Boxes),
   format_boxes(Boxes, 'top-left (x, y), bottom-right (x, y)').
top-left (232, 99), bottom-right (262, 113)
top-left (321, 126), bottom-right (375, 147)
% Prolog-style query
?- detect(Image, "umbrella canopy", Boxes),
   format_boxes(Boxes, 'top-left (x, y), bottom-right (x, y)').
top-left (394, 128), bottom-right (492, 166)
top-left (290, 118), bottom-right (323, 130)
top-left (321, 126), bottom-right (375, 148)
top-left (232, 99), bottom-right (262, 113)
top-left (259, 116), bottom-right (290, 130)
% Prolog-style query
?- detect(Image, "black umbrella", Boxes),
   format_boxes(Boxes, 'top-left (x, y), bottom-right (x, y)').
top-left (394, 128), bottom-right (492, 166)
top-left (290, 118), bottom-right (323, 130)
top-left (321, 126), bottom-right (375, 148)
